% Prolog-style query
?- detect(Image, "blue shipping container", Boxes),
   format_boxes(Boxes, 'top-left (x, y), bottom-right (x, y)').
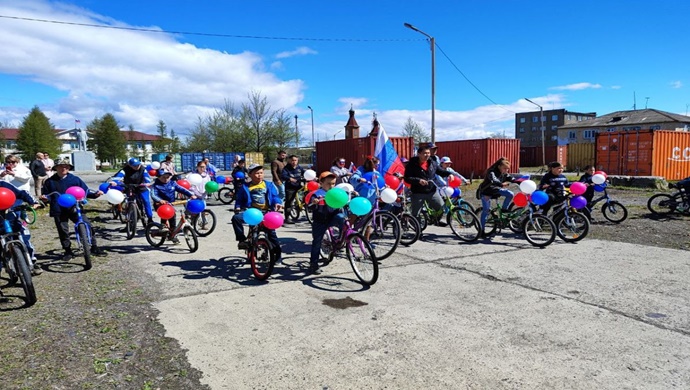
top-left (224, 152), bottom-right (246, 171)
top-left (181, 153), bottom-right (203, 173)
top-left (203, 152), bottom-right (226, 171)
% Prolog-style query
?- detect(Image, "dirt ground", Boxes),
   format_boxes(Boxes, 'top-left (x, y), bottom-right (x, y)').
top-left (0, 186), bottom-right (687, 389)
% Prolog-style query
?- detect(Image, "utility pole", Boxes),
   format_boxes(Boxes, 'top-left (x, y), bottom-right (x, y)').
top-left (525, 98), bottom-right (546, 168)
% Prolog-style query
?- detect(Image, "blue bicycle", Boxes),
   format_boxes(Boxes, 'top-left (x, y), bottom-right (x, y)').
top-left (0, 205), bottom-right (37, 306)
top-left (46, 192), bottom-right (94, 270)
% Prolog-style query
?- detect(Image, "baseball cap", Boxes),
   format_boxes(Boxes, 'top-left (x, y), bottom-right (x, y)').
top-left (440, 156), bottom-right (452, 164)
top-left (319, 171), bottom-right (337, 181)
top-left (247, 163), bottom-right (263, 173)
top-left (426, 142), bottom-right (438, 149)
top-left (158, 168), bottom-right (173, 176)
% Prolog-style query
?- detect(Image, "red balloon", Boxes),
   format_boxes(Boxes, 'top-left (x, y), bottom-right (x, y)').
top-left (225, 177), bottom-right (231, 184)
top-left (177, 179), bottom-right (191, 189)
top-left (306, 181), bottom-right (319, 192)
top-left (594, 170), bottom-right (608, 179)
top-left (513, 192), bottom-right (528, 207)
top-left (148, 169), bottom-right (157, 176)
top-left (157, 204), bottom-right (175, 219)
top-left (403, 180), bottom-right (411, 188)
top-left (305, 190), bottom-right (316, 204)
top-left (0, 187), bottom-right (17, 210)
top-left (384, 175), bottom-right (400, 189)
top-left (448, 175), bottom-right (461, 188)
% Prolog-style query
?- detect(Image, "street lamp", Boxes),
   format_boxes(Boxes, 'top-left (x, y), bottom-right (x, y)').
top-left (333, 129), bottom-right (343, 140)
top-left (404, 22), bottom-right (435, 143)
top-left (524, 98), bottom-right (546, 168)
top-left (294, 115), bottom-right (298, 145)
top-left (307, 105), bottom-right (314, 148)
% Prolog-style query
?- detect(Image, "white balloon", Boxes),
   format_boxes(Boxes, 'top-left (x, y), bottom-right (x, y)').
top-left (151, 161), bottom-right (161, 169)
top-left (335, 183), bottom-right (354, 193)
top-left (187, 173), bottom-right (203, 186)
top-left (443, 186), bottom-right (455, 197)
top-left (380, 188), bottom-right (398, 204)
top-left (105, 189), bottom-right (125, 204)
top-left (519, 180), bottom-right (537, 194)
top-left (304, 169), bottom-right (317, 181)
top-left (592, 174), bottom-right (606, 185)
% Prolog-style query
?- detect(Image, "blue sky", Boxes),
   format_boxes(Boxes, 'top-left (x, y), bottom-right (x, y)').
top-left (0, 0), bottom-right (688, 144)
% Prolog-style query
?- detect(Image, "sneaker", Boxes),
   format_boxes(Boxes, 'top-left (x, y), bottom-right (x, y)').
top-left (31, 264), bottom-right (43, 276)
top-left (309, 265), bottom-right (323, 275)
top-left (435, 221), bottom-right (448, 227)
top-left (237, 240), bottom-right (250, 250)
top-left (171, 237), bottom-right (181, 244)
top-left (62, 251), bottom-right (74, 261)
top-left (91, 247), bottom-right (107, 256)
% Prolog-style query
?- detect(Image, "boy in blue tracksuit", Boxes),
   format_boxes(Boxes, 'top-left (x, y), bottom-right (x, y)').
top-left (151, 169), bottom-right (196, 242)
top-left (109, 158), bottom-right (154, 224)
top-left (232, 164), bottom-right (283, 261)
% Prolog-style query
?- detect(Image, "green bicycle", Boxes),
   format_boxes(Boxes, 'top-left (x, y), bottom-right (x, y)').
top-left (413, 185), bottom-right (481, 242)
top-left (476, 198), bottom-right (557, 247)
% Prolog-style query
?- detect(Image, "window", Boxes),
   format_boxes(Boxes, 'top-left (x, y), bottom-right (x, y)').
top-left (532, 116), bottom-right (538, 123)
top-left (607, 127), bottom-right (617, 132)
top-left (569, 131), bottom-right (577, 139)
top-left (551, 114), bottom-right (559, 121)
top-left (542, 116), bottom-right (547, 122)
top-left (520, 117), bottom-right (526, 123)
top-left (583, 130), bottom-right (595, 139)
top-left (650, 125), bottom-right (661, 130)
top-left (551, 125), bottom-right (558, 131)
top-left (577, 116), bottom-right (582, 121)
top-left (532, 126), bottom-right (537, 132)
top-left (519, 127), bottom-right (525, 133)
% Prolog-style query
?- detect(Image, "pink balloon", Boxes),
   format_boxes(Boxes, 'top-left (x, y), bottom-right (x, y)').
top-left (263, 211), bottom-right (285, 230)
top-left (569, 182), bottom-right (587, 196)
top-left (66, 186), bottom-right (86, 200)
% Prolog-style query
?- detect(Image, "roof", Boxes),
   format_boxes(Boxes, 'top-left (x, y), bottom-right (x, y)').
top-left (559, 108), bottom-right (690, 129)
top-left (0, 127), bottom-right (162, 141)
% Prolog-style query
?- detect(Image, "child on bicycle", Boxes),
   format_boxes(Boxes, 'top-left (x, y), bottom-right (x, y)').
top-left (109, 158), bottom-right (154, 225)
top-left (0, 181), bottom-right (42, 275)
top-left (309, 171), bottom-right (346, 275)
top-left (477, 158), bottom-right (516, 237)
top-left (190, 160), bottom-right (212, 199)
top-left (232, 164), bottom-right (283, 261)
top-left (578, 165), bottom-right (596, 207)
top-left (438, 156), bottom-right (469, 186)
top-left (151, 169), bottom-right (197, 244)
top-left (539, 161), bottom-right (569, 215)
top-left (41, 159), bottom-right (105, 261)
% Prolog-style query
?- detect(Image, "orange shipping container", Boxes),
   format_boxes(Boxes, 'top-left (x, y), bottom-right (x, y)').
top-left (314, 136), bottom-right (415, 172)
top-left (595, 130), bottom-right (690, 180)
top-left (435, 139), bottom-right (521, 179)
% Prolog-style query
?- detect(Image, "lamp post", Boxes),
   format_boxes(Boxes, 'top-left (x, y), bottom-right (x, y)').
top-left (307, 105), bottom-right (314, 148)
top-left (524, 98), bottom-right (546, 168)
top-left (294, 115), bottom-right (298, 145)
top-left (404, 22), bottom-right (435, 143)
top-left (333, 129), bottom-right (343, 140)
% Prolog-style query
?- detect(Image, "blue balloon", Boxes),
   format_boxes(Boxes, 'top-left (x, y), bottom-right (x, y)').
top-left (452, 188), bottom-right (461, 198)
top-left (362, 172), bottom-right (385, 188)
top-left (58, 193), bottom-right (77, 208)
top-left (530, 190), bottom-right (549, 206)
top-left (186, 199), bottom-right (206, 214)
top-left (98, 183), bottom-right (110, 193)
top-left (234, 172), bottom-right (245, 180)
top-left (215, 175), bottom-right (226, 184)
top-left (243, 208), bottom-right (264, 226)
top-left (145, 164), bottom-right (153, 171)
top-left (594, 183), bottom-right (607, 192)
top-left (349, 196), bottom-right (372, 216)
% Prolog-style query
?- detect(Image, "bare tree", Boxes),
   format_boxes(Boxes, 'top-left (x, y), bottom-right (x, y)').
top-left (400, 117), bottom-right (431, 144)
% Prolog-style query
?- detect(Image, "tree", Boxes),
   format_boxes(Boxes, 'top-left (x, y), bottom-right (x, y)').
top-left (169, 129), bottom-right (182, 153)
top-left (241, 91), bottom-right (276, 153)
top-left (16, 106), bottom-right (62, 161)
top-left (487, 131), bottom-right (511, 139)
top-left (400, 117), bottom-right (431, 145)
top-left (87, 114), bottom-right (127, 166)
top-left (152, 120), bottom-right (171, 153)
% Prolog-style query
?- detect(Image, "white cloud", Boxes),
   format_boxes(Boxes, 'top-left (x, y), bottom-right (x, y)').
top-left (549, 82), bottom-right (602, 91)
top-left (670, 80), bottom-right (683, 89)
top-left (610, 85), bottom-right (622, 90)
top-left (275, 46), bottom-right (318, 59)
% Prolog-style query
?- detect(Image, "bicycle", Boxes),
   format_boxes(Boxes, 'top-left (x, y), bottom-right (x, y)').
top-left (122, 184), bottom-right (149, 239)
top-left (190, 208), bottom-right (216, 237)
top-left (547, 194), bottom-right (591, 243)
top-left (241, 221), bottom-right (278, 280)
top-left (215, 182), bottom-right (235, 205)
top-left (286, 183), bottom-right (314, 224)
top-left (320, 216), bottom-right (379, 285)
top-left (145, 201), bottom-right (199, 252)
top-left (44, 192), bottom-right (94, 270)
top-left (386, 184), bottom-right (421, 246)
top-left (414, 183), bottom-right (481, 243)
top-left (477, 197), bottom-right (557, 247)
top-left (647, 183), bottom-right (690, 216)
top-left (581, 184), bottom-right (628, 223)
top-left (0, 205), bottom-right (37, 306)
top-left (352, 182), bottom-right (402, 260)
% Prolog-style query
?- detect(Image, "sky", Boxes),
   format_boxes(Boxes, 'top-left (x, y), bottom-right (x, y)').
top-left (0, 0), bottom-right (688, 144)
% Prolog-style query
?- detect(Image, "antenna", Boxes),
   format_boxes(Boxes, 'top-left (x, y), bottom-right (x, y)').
top-left (633, 91), bottom-right (636, 110)
top-left (645, 97), bottom-right (650, 109)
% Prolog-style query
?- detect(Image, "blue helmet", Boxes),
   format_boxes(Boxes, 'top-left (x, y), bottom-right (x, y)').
top-left (127, 158), bottom-right (141, 167)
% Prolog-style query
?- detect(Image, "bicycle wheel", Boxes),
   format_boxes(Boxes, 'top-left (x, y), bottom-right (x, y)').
top-left (320, 229), bottom-right (335, 263)
top-left (346, 232), bottom-right (378, 286)
top-left (447, 207), bottom-right (480, 242)
top-left (305, 203), bottom-right (314, 224)
top-left (192, 209), bottom-right (216, 237)
top-left (217, 187), bottom-right (235, 205)
top-left (601, 201), bottom-right (627, 223)
top-left (360, 210), bottom-right (401, 261)
top-left (11, 243), bottom-right (36, 306)
top-left (77, 223), bottom-right (92, 270)
top-left (647, 194), bottom-right (677, 215)
top-left (476, 208), bottom-right (498, 237)
top-left (23, 208), bottom-right (37, 225)
top-left (250, 237), bottom-right (275, 280)
top-left (125, 203), bottom-right (138, 239)
top-left (522, 214), bottom-right (556, 247)
top-left (417, 210), bottom-right (429, 231)
top-left (182, 226), bottom-right (199, 253)
top-left (288, 205), bottom-right (301, 222)
top-left (399, 213), bottom-right (421, 246)
top-left (144, 222), bottom-right (166, 247)
top-left (458, 199), bottom-right (476, 214)
top-left (508, 208), bottom-right (529, 234)
top-left (554, 210), bottom-right (590, 243)
top-left (118, 202), bottom-right (127, 223)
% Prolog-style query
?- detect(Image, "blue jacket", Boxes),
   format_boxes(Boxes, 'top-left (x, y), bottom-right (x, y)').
top-left (151, 178), bottom-right (194, 203)
top-left (350, 167), bottom-right (382, 204)
top-left (235, 180), bottom-right (283, 210)
top-left (281, 164), bottom-right (304, 190)
top-left (41, 173), bottom-right (99, 217)
top-left (113, 165), bottom-right (152, 187)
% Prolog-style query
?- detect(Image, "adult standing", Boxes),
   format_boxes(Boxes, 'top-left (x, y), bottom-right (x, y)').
top-left (271, 150), bottom-right (287, 200)
top-left (30, 152), bottom-right (47, 197)
top-left (159, 155), bottom-right (178, 181)
top-left (42, 152), bottom-right (54, 177)
top-left (281, 154), bottom-right (304, 223)
top-left (1, 155), bottom-right (33, 193)
top-left (403, 145), bottom-right (451, 224)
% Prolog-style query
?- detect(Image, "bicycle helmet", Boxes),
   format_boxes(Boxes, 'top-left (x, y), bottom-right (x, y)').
top-left (127, 157), bottom-right (141, 167)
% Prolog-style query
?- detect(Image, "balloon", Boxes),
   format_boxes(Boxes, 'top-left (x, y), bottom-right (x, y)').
top-left (442, 186), bottom-right (454, 197)
top-left (105, 189), bottom-right (125, 205)
top-left (215, 175), bottom-right (226, 184)
top-left (151, 161), bottom-right (161, 169)
top-left (452, 188), bottom-right (461, 198)
top-left (384, 175), bottom-right (400, 189)
top-left (57, 193), bottom-right (76, 208)
top-left (594, 183), bottom-right (607, 192)
top-left (306, 181), bottom-right (319, 192)
top-left (594, 170), bottom-right (608, 179)
top-left (145, 164), bottom-right (153, 171)
top-left (306, 189), bottom-right (326, 205)
top-left (263, 211), bottom-right (285, 229)
top-left (156, 204), bottom-right (175, 219)
top-left (519, 180), bottom-right (537, 194)
top-left (234, 171), bottom-right (245, 180)
top-left (570, 195), bottom-right (587, 209)
top-left (0, 188), bottom-right (16, 210)
top-left (324, 188), bottom-right (349, 208)
top-left (335, 183), bottom-right (354, 193)
top-left (305, 190), bottom-right (316, 204)
top-left (530, 190), bottom-right (549, 206)
top-left (362, 172), bottom-right (385, 188)
top-left (66, 186), bottom-right (86, 200)
top-left (569, 182), bottom-right (587, 196)
top-left (349, 197), bottom-right (372, 216)
top-left (304, 169), bottom-right (317, 181)
top-left (513, 192), bottom-right (528, 207)
top-left (592, 174), bottom-right (606, 185)
top-left (148, 169), bottom-right (157, 177)
top-left (187, 173), bottom-right (202, 186)
top-left (380, 188), bottom-right (398, 204)
top-left (177, 179), bottom-right (191, 189)
top-left (98, 183), bottom-right (110, 193)
top-left (205, 181), bottom-right (219, 193)
top-left (187, 199), bottom-right (206, 214)
top-left (225, 177), bottom-right (231, 184)
top-left (242, 208), bottom-right (264, 226)
top-left (447, 175), bottom-right (461, 188)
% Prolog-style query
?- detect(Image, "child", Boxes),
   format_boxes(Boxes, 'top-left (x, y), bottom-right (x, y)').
top-left (309, 172), bottom-right (346, 275)
top-left (477, 158), bottom-right (516, 237)
top-left (438, 156), bottom-right (469, 186)
top-left (151, 169), bottom-right (196, 243)
top-left (578, 165), bottom-right (596, 207)
top-left (190, 160), bottom-right (212, 199)
top-left (539, 161), bottom-right (569, 215)
top-left (232, 164), bottom-right (283, 261)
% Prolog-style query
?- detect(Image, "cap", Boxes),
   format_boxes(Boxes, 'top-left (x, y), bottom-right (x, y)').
top-left (247, 163), bottom-right (263, 173)
top-left (426, 142), bottom-right (438, 149)
top-left (158, 168), bottom-right (173, 176)
top-left (319, 171), bottom-right (337, 181)
top-left (127, 157), bottom-right (141, 167)
top-left (53, 158), bottom-right (74, 170)
top-left (440, 156), bottom-right (452, 164)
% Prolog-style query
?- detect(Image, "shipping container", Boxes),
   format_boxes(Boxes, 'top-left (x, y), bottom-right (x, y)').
top-left (224, 152), bottom-right (246, 170)
top-left (181, 152), bottom-right (204, 173)
top-left (566, 143), bottom-right (596, 171)
top-left (314, 136), bottom-right (415, 172)
top-left (244, 152), bottom-right (264, 167)
top-left (202, 152), bottom-right (226, 171)
top-left (519, 145), bottom-right (568, 169)
top-left (596, 130), bottom-right (690, 180)
top-left (436, 139), bottom-right (521, 179)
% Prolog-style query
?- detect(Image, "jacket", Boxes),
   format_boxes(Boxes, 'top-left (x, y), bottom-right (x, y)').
top-left (235, 180), bottom-right (283, 210)
top-left (479, 169), bottom-right (515, 197)
top-left (151, 179), bottom-right (194, 203)
top-left (403, 156), bottom-right (450, 194)
top-left (41, 173), bottom-right (99, 217)
top-left (281, 164), bottom-right (305, 190)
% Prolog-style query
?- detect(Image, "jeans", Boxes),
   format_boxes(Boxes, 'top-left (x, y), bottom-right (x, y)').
top-left (231, 212), bottom-right (281, 257)
top-left (310, 213), bottom-right (346, 266)
top-left (480, 189), bottom-right (514, 228)
top-left (54, 212), bottom-right (98, 252)
top-left (276, 183), bottom-right (285, 201)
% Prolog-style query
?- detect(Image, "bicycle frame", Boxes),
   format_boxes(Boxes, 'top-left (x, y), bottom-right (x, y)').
top-left (73, 201), bottom-right (92, 249)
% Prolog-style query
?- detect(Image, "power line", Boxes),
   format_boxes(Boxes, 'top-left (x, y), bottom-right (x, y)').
top-left (0, 14), bottom-right (423, 42)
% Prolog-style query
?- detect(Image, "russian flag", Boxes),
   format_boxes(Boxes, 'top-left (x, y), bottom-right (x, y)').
top-left (373, 120), bottom-right (405, 179)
